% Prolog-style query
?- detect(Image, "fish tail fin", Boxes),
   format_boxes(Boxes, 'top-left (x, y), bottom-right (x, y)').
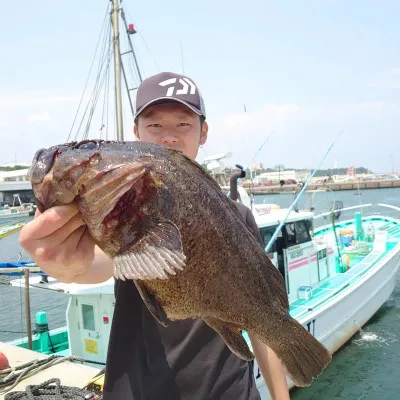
top-left (256, 315), bottom-right (332, 387)
top-left (203, 316), bottom-right (254, 361)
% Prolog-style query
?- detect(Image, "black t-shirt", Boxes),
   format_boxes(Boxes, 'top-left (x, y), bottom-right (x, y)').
top-left (103, 201), bottom-right (263, 400)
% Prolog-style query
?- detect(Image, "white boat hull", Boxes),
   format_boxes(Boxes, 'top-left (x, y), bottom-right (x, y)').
top-left (256, 244), bottom-right (400, 399)
top-left (0, 210), bottom-right (31, 219)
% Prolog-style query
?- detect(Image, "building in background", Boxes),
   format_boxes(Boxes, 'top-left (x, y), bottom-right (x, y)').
top-left (0, 169), bottom-right (33, 204)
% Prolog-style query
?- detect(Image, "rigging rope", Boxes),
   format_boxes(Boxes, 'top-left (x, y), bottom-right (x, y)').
top-left (0, 355), bottom-right (103, 398)
top-left (67, 2), bottom-right (111, 142)
top-left (4, 378), bottom-right (94, 399)
top-left (82, 49), bottom-right (114, 140)
top-left (123, 5), bottom-right (160, 73)
top-left (81, 15), bottom-right (114, 139)
top-left (76, 20), bottom-right (113, 141)
top-left (100, 27), bottom-right (112, 140)
top-left (66, 2), bottom-right (152, 142)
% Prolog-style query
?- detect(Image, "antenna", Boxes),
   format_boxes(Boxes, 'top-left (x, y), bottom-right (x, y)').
top-left (180, 40), bottom-right (185, 74)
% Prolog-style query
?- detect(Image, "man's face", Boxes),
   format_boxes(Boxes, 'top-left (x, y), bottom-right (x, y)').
top-left (134, 102), bottom-right (208, 161)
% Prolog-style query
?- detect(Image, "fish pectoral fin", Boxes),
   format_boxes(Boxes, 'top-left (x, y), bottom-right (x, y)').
top-left (203, 317), bottom-right (254, 361)
top-left (113, 219), bottom-right (186, 281)
top-left (133, 280), bottom-right (169, 327)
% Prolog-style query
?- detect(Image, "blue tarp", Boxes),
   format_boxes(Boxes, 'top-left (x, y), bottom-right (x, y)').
top-left (0, 261), bottom-right (44, 276)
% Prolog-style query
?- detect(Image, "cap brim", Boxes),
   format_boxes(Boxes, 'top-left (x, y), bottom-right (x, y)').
top-left (134, 97), bottom-right (203, 120)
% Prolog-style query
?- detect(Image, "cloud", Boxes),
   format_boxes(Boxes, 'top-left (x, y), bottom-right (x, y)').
top-left (296, 101), bottom-right (400, 122)
top-left (368, 68), bottom-right (400, 89)
top-left (0, 93), bottom-right (80, 109)
top-left (28, 112), bottom-right (51, 123)
top-left (0, 94), bottom-right (398, 174)
top-left (202, 101), bottom-right (399, 172)
top-left (220, 104), bottom-right (300, 130)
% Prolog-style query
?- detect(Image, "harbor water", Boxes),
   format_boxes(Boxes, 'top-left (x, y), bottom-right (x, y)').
top-left (0, 188), bottom-right (399, 399)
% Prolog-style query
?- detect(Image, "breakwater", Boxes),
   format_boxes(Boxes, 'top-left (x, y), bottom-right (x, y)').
top-left (247, 179), bottom-right (400, 195)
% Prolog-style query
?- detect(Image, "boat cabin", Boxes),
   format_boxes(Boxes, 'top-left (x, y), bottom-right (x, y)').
top-left (63, 280), bottom-right (115, 364)
top-left (232, 185), bottom-right (337, 304)
top-left (254, 205), bottom-right (336, 304)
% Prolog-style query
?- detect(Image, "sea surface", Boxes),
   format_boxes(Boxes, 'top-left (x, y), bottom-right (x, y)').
top-left (0, 187), bottom-right (399, 399)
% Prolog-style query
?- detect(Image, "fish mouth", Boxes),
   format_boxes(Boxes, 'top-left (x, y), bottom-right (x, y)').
top-left (29, 143), bottom-right (77, 184)
top-left (29, 145), bottom-right (74, 212)
top-left (29, 148), bottom-right (61, 184)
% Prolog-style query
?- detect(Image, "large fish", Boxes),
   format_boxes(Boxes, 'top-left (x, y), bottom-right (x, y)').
top-left (29, 139), bottom-right (331, 387)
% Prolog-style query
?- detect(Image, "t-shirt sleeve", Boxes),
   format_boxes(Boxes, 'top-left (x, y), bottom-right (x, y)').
top-left (230, 200), bottom-right (264, 249)
top-left (244, 207), bottom-right (264, 248)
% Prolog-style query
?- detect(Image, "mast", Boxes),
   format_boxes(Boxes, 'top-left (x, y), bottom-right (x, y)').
top-left (120, 10), bottom-right (143, 84)
top-left (111, 0), bottom-right (124, 141)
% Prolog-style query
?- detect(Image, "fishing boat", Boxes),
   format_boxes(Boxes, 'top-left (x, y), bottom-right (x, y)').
top-left (2, 1), bottom-right (400, 398)
top-left (0, 222), bottom-right (25, 240)
top-left (0, 194), bottom-right (35, 219)
top-left (246, 194), bottom-right (400, 396)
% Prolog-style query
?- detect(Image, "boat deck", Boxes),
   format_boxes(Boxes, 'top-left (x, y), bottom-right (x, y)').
top-left (289, 217), bottom-right (400, 320)
top-left (0, 342), bottom-right (101, 399)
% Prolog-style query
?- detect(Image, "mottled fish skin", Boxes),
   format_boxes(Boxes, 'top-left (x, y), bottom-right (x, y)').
top-left (29, 139), bottom-right (332, 387)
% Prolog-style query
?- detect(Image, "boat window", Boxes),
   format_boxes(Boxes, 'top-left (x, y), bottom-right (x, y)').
top-left (304, 219), bottom-right (314, 238)
top-left (82, 304), bottom-right (95, 331)
top-left (260, 226), bottom-right (278, 253)
top-left (295, 220), bottom-right (311, 244)
top-left (283, 220), bottom-right (312, 247)
top-left (285, 223), bottom-right (297, 246)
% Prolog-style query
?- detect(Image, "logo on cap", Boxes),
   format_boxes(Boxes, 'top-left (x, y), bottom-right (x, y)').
top-left (158, 78), bottom-right (197, 97)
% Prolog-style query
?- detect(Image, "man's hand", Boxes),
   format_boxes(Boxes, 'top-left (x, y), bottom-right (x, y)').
top-left (249, 334), bottom-right (290, 400)
top-left (19, 204), bottom-right (97, 283)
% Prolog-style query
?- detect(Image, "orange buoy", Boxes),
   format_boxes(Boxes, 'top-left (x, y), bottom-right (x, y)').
top-left (0, 351), bottom-right (10, 370)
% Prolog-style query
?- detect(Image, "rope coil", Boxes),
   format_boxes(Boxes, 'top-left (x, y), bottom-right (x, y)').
top-left (0, 355), bottom-right (101, 397)
top-left (3, 378), bottom-right (95, 399)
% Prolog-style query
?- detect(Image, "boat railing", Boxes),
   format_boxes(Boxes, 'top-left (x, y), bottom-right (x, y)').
top-left (314, 203), bottom-right (400, 221)
top-left (377, 203), bottom-right (400, 213)
top-left (313, 204), bottom-right (373, 220)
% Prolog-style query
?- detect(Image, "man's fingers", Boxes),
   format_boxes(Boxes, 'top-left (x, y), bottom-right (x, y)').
top-left (44, 213), bottom-right (86, 248)
top-left (74, 228), bottom-right (96, 267)
top-left (76, 227), bottom-right (95, 255)
top-left (20, 204), bottom-right (80, 242)
top-left (53, 225), bottom-right (89, 266)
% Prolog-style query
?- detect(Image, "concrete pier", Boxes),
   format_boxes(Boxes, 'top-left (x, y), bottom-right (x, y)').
top-left (247, 179), bottom-right (400, 195)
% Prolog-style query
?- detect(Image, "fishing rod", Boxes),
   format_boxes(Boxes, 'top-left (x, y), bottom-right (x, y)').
top-left (234, 131), bottom-right (275, 210)
top-left (264, 130), bottom-right (343, 253)
top-left (243, 130), bottom-right (275, 171)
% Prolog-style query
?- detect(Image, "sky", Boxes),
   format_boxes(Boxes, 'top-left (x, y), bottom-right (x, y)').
top-left (0, 0), bottom-right (399, 173)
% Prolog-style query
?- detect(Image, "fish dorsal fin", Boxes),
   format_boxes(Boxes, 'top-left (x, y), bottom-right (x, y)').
top-left (113, 219), bottom-right (186, 281)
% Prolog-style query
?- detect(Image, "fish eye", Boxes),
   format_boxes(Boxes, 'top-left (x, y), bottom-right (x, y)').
top-left (76, 141), bottom-right (99, 150)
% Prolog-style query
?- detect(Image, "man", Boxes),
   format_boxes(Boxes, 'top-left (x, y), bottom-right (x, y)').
top-left (19, 72), bottom-right (290, 400)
